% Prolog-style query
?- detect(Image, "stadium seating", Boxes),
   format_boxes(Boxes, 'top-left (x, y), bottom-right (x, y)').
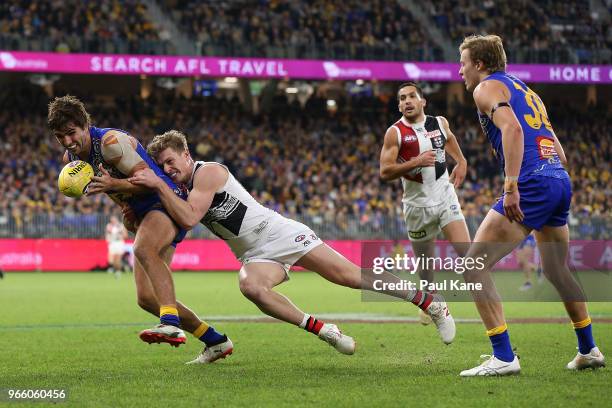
top-left (0, 0), bottom-right (171, 54)
top-left (1, 0), bottom-right (608, 63)
top-left (0, 83), bottom-right (608, 240)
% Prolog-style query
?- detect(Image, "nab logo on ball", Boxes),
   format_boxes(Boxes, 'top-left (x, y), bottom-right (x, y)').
top-left (58, 160), bottom-right (94, 198)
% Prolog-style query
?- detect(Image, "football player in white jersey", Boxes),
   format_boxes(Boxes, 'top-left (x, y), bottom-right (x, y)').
top-left (105, 215), bottom-right (128, 278)
top-left (127, 130), bottom-right (457, 360)
top-left (380, 82), bottom-right (471, 324)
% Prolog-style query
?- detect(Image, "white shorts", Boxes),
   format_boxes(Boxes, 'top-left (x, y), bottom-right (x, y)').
top-left (240, 218), bottom-right (323, 279)
top-left (403, 188), bottom-right (464, 242)
top-left (108, 241), bottom-right (125, 256)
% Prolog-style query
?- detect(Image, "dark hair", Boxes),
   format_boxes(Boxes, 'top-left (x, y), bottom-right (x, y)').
top-left (397, 82), bottom-right (423, 100)
top-left (47, 95), bottom-right (91, 133)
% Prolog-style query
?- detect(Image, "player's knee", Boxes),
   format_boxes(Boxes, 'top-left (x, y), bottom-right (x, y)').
top-left (239, 278), bottom-right (268, 301)
top-left (133, 243), bottom-right (156, 266)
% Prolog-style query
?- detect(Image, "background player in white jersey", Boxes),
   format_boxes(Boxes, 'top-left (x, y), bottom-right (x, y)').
top-left (380, 82), bottom-right (471, 324)
top-left (105, 215), bottom-right (128, 278)
top-left (127, 130), bottom-right (457, 360)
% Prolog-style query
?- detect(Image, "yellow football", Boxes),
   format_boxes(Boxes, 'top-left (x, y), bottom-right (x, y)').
top-left (58, 160), bottom-right (94, 198)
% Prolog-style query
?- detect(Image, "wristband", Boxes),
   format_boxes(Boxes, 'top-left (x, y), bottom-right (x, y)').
top-left (504, 177), bottom-right (518, 193)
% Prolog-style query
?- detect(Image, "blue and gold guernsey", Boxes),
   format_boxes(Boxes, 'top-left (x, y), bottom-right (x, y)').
top-left (479, 72), bottom-right (572, 230)
top-left (68, 126), bottom-right (188, 244)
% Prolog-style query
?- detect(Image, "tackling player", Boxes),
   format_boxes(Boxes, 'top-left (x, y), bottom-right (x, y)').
top-left (127, 130), bottom-right (457, 359)
top-left (380, 82), bottom-right (471, 325)
top-left (457, 35), bottom-right (604, 375)
top-left (48, 96), bottom-right (231, 364)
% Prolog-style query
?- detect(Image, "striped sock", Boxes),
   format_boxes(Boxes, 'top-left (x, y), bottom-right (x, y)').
top-left (159, 305), bottom-right (180, 327)
top-left (408, 290), bottom-right (434, 311)
top-left (573, 317), bottom-right (596, 354)
top-left (193, 322), bottom-right (226, 346)
top-left (300, 314), bottom-right (324, 335)
top-left (487, 324), bottom-right (514, 363)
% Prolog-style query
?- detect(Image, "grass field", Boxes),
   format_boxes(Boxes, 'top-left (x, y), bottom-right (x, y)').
top-left (1, 272), bottom-right (611, 407)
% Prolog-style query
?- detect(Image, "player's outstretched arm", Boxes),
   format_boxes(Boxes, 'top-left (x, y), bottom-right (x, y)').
top-left (379, 127), bottom-right (435, 181)
top-left (473, 80), bottom-right (524, 222)
top-left (129, 165), bottom-right (227, 230)
top-left (88, 131), bottom-right (150, 195)
top-left (439, 116), bottom-right (467, 188)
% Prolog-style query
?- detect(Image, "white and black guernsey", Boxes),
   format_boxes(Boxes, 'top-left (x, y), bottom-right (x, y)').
top-left (187, 161), bottom-right (280, 258)
top-left (389, 115), bottom-right (452, 207)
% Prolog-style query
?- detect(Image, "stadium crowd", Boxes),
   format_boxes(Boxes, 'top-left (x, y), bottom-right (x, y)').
top-left (427, 0), bottom-right (610, 63)
top-left (0, 83), bottom-right (609, 240)
top-left (0, 0), bottom-right (171, 54)
top-left (161, 0), bottom-right (443, 61)
top-left (1, 0), bottom-right (609, 63)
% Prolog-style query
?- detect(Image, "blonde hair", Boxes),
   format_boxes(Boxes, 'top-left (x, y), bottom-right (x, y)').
top-left (459, 34), bottom-right (507, 73)
top-left (147, 129), bottom-right (189, 159)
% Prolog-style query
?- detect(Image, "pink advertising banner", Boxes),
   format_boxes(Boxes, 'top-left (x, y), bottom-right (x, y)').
top-left (0, 239), bottom-right (609, 272)
top-left (0, 51), bottom-right (610, 83)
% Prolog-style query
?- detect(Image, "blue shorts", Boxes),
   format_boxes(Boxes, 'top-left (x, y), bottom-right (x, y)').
top-left (131, 196), bottom-right (187, 247)
top-left (493, 175), bottom-right (572, 231)
top-left (519, 235), bottom-right (536, 249)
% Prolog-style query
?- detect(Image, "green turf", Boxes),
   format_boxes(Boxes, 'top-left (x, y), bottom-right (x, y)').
top-left (1, 272), bottom-right (611, 407)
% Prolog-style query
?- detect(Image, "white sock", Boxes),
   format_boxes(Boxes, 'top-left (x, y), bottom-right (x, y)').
top-left (299, 313), bottom-right (310, 329)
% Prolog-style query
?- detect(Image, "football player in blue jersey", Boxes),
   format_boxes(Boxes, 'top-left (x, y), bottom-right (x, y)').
top-left (48, 96), bottom-right (231, 364)
top-left (457, 35), bottom-right (604, 375)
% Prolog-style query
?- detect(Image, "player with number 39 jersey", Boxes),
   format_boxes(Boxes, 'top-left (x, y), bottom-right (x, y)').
top-left (457, 34), bottom-right (604, 377)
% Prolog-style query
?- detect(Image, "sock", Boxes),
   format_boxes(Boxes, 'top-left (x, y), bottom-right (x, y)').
top-left (159, 304), bottom-right (180, 327)
top-left (573, 317), bottom-right (596, 354)
top-left (487, 324), bottom-right (514, 362)
top-left (408, 290), bottom-right (434, 311)
top-left (299, 314), bottom-right (324, 335)
top-left (193, 322), bottom-right (226, 346)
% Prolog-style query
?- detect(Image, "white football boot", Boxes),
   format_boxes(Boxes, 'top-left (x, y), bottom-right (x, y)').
top-left (318, 324), bottom-right (356, 355)
top-left (424, 295), bottom-right (456, 344)
top-left (139, 324), bottom-right (187, 347)
top-left (566, 347), bottom-right (606, 370)
top-left (460, 354), bottom-right (521, 377)
top-left (186, 336), bottom-right (234, 365)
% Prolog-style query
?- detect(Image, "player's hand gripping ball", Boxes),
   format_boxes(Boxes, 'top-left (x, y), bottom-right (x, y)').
top-left (58, 160), bottom-right (94, 198)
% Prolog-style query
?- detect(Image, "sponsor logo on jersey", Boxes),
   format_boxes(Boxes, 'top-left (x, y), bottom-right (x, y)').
top-left (404, 135), bottom-right (417, 142)
top-left (303, 240), bottom-right (311, 247)
top-left (450, 204), bottom-right (458, 211)
top-left (424, 129), bottom-right (442, 139)
top-left (310, 234), bottom-right (319, 241)
top-left (295, 234), bottom-right (306, 242)
top-left (432, 137), bottom-right (444, 148)
top-left (409, 230), bottom-right (426, 239)
top-left (536, 136), bottom-right (556, 159)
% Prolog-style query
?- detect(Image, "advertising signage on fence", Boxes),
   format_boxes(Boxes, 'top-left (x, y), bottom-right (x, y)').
top-left (0, 239), bottom-right (610, 272)
top-left (0, 51), bottom-right (610, 84)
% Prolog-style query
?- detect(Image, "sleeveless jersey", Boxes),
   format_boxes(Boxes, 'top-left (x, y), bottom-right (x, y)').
top-left (477, 72), bottom-right (568, 180)
top-left (68, 126), bottom-right (187, 217)
top-left (187, 161), bottom-right (281, 258)
top-left (390, 115), bottom-right (451, 207)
